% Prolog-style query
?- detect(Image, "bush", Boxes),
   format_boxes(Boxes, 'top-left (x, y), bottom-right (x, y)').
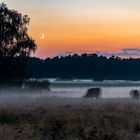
top-left (24, 80), bottom-right (50, 91)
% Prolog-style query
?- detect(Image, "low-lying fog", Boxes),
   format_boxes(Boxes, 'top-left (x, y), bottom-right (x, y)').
top-left (0, 80), bottom-right (139, 104)
top-left (49, 79), bottom-right (140, 98)
top-left (51, 86), bottom-right (139, 98)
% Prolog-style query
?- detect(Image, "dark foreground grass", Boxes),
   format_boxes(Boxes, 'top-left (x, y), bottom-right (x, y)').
top-left (0, 97), bottom-right (140, 140)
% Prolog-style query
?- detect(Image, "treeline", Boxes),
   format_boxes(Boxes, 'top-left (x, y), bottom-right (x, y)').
top-left (27, 53), bottom-right (140, 81)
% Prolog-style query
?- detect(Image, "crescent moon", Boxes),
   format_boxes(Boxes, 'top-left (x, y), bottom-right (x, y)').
top-left (41, 33), bottom-right (45, 39)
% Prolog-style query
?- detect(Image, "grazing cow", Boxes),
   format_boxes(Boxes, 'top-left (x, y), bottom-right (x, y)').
top-left (84, 88), bottom-right (101, 99)
top-left (130, 90), bottom-right (140, 99)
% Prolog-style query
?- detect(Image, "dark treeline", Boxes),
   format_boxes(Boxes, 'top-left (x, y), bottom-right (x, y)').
top-left (27, 53), bottom-right (140, 81)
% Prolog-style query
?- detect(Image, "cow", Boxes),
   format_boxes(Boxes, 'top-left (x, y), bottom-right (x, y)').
top-left (84, 88), bottom-right (101, 99)
top-left (130, 90), bottom-right (140, 99)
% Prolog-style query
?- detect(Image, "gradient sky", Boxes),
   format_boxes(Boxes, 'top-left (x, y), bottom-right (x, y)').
top-left (3, 0), bottom-right (140, 58)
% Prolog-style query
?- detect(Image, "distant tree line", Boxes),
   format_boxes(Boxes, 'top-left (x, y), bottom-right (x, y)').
top-left (27, 53), bottom-right (140, 81)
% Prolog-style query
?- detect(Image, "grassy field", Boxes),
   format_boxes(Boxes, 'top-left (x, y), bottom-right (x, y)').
top-left (50, 81), bottom-right (140, 88)
top-left (0, 96), bottom-right (140, 140)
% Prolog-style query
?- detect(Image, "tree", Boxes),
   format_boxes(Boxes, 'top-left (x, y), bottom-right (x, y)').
top-left (0, 3), bottom-right (37, 82)
top-left (0, 3), bottom-right (37, 58)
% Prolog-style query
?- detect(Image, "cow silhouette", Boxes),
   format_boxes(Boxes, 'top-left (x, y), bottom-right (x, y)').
top-left (84, 88), bottom-right (101, 99)
top-left (130, 90), bottom-right (140, 99)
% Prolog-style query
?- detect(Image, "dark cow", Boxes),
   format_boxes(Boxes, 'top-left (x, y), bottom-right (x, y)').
top-left (84, 88), bottom-right (101, 99)
top-left (130, 90), bottom-right (140, 99)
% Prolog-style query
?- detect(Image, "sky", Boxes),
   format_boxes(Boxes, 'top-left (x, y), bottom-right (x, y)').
top-left (2, 0), bottom-right (140, 58)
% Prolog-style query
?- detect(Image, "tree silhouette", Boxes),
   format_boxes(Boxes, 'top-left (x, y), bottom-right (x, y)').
top-left (0, 3), bottom-right (37, 82)
top-left (0, 3), bottom-right (37, 58)
top-left (26, 53), bottom-right (140, 81)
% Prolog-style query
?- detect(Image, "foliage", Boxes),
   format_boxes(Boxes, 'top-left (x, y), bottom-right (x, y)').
top-left (27, 53), bottom-right (140, 80)
top-left (0, 3), bottom-right (37, 57)
top-left (24, 80), bottom-right (50, 90)
top-left (0, 3), bottom-right (37, 81)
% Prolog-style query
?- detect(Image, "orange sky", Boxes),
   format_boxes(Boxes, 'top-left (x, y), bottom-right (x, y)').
top-left (30, 19), bottom-right (140, 57)
top-left (4, 0), bottom-right (140, 58)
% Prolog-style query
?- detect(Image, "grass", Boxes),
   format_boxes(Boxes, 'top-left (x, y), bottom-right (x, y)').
top-left (50, 82), bottom-right (140, 88)
top-left (0, 96), bottom-right (140, 139)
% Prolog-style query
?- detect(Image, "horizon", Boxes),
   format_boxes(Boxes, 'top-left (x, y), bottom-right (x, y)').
top-left (4, 0), bottom-right (140, 58)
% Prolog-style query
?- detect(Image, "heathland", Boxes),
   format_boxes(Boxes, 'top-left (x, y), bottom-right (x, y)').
top-left (0, 94), bottom-right (140, 140)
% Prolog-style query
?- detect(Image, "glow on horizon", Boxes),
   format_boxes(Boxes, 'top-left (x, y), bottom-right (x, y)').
top-left (3, 0), bottom-right (140, 58)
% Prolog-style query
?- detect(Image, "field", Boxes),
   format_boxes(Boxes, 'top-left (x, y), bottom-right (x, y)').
top-left (0, 94), bottom-right (140, 140)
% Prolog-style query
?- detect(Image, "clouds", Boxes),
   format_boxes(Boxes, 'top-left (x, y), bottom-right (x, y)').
top-left (122, 48), bottom-right (140, 56)
top-left (55, 47), bottom-right (140, 58)
top-left (97, 48), bottom-right (140, 57)
top-left (123, 48), bottom-right (140, 53)
top-left (57, 52), bottom-right (73, 57)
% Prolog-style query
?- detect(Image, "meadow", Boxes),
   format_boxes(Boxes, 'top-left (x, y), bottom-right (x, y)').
top-left (0, 80), bottom-right (139, 140)
top-left (0, 94), bottom-right (140, 140)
